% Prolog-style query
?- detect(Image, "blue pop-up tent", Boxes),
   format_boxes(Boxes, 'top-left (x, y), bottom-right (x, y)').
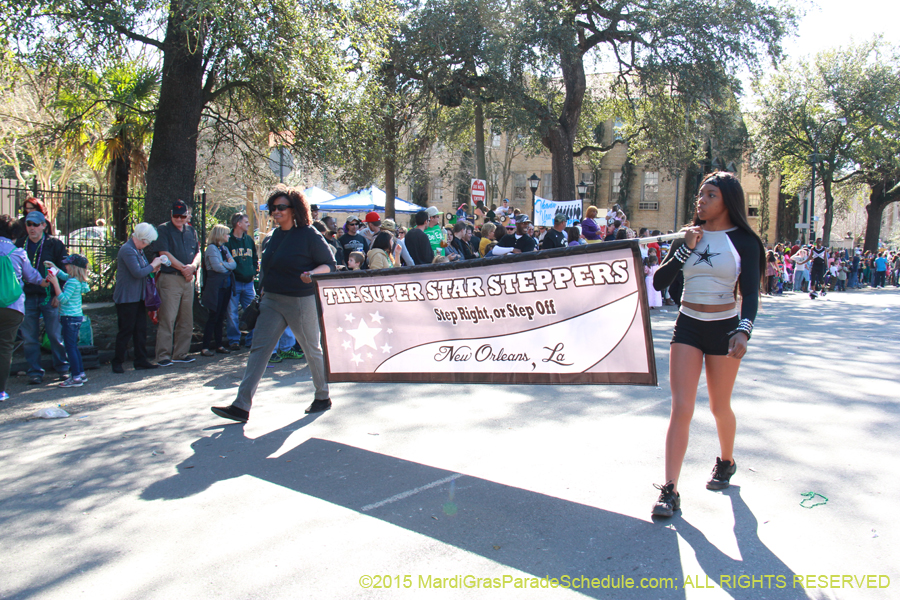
top-left (317, 186), bottom-right (423, 214)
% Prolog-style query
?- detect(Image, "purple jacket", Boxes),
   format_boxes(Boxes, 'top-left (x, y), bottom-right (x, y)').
top-left (581, 218), bottom-right (601, 241)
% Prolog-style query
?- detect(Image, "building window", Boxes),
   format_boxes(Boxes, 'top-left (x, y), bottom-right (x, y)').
top-left (613, 118), bottom-right (626, 141)
top-left (611, 172), bottom-right (623, 200)
top-left (642, 171), bottom-right (659, 204)
top-left (747, 193), bottom-right (760, 217)
top-left (542, 172), bottom-right (552, 200)
top-left (432, 178), bottom-right (443, 204)
top-left (638, 202), bottom-right (659, 211)
top-left (513, 172), bottom-right (526, 203)
top-left (492, 134), bottom-right (501, 148)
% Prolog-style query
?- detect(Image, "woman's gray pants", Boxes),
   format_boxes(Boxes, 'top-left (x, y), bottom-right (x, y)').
top-left (233, 292), bottom-right (328, 412)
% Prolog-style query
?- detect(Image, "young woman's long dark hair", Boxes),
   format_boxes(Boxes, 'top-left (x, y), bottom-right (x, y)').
top-left (692, 172), bottom-right (766, 277)
top-left (372, 230), bottom-right (393, 253)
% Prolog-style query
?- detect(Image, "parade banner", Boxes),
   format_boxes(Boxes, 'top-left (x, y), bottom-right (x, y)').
top-left (314, 241), bottom-right (657, 385)
top-left (533, 197), bottom-right (583, 227)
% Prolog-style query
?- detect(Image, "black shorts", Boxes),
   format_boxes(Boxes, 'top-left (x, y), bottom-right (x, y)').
top-left (810, 264), bottom-right (826, 285)
top-left (671, 313), bottom-right (740, 356)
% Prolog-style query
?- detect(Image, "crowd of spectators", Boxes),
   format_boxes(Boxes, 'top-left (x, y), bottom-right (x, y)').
top-left (3, 190), bottom-right (896, 406)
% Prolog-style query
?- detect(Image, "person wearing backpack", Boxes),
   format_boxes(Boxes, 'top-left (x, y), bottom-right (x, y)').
top-left (0, 215), bottom-right (46, 401)
top-left (15, 211), bottom-right (70, 385)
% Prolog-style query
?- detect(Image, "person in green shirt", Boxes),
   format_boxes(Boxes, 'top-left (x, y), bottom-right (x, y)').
top-left (424, 206), bottom-right (445, 256)
top-left (225, 213), bottom-right (259, 349)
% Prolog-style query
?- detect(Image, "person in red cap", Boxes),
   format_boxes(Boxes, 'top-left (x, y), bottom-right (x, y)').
top-left (361, 211), bottom-right (381, 246)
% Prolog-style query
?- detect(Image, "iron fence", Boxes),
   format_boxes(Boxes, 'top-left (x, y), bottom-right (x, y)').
top-left (0, 179), bottom-right (208, 300)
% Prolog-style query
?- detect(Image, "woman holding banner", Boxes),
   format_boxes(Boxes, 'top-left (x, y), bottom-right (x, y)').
top-left (650, 172), bottom-right (764, 518)
top-left (211, 186), bottom-right (336, 423)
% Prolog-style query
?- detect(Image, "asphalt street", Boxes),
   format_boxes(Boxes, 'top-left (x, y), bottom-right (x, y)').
top-left (1, 287), bottom-right (897, 600)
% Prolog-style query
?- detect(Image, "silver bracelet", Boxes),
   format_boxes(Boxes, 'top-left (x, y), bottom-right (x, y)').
top-left (674, 245), bottom-right (692, 262)
top-left (729, 318), bottom-right (754, 340)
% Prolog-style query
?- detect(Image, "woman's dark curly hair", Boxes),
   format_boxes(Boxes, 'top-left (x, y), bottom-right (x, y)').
top-left (267, 185), bottom-right (312, 228)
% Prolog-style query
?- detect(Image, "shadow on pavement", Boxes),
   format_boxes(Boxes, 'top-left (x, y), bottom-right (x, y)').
top-left (673, 487), bottom-right (811, 599)
top-left (142, 419), bottom-right (805, 599)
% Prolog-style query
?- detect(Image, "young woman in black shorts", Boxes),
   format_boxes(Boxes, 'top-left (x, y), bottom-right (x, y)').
top-left (650, 172), bottom-right (765, 517)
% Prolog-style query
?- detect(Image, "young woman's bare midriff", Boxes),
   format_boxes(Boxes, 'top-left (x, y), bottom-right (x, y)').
top-left (681, 301), bottom-right (736, 312)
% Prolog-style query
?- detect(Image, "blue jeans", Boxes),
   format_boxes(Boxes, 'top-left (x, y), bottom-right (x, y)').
top-left (277, 327), bottom-right (296, 353)
top-left (60, 316), bottom-right (84, 378)
top-left (21, 296), bottom-right (69, 378)
top-left (226, 280), bottom-right (257, 346)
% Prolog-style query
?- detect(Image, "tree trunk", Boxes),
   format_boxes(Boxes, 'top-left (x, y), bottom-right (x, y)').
top-left (474, 101), bottom-right (486, 181)
top-left (144, 0), bottom-right (206, 226)
top-left (544, 44), bottom-right (585, 205)
top-left (112, 146), bottom-right (130, 242)
top-left (384, 120), bottom-right (396, 219)
top-left (383, 62), bottom-right (398, 220)
top-left (863, 180), bottom-right (900, 252)
top-left (821, 176), bottom-right (834, 247)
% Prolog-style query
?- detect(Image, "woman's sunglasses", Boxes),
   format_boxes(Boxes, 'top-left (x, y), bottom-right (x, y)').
top-left (270, 203), bottom-right (291, 212)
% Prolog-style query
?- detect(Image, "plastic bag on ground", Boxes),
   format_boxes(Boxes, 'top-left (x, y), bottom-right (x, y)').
top-left (33, 408), bottom-right (70, 419)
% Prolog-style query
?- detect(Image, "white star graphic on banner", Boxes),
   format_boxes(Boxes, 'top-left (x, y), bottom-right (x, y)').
top-left (370, 311), bottom-right (384, 324)
top-left (387, 328), bottom-right (393, 334)
top-left (381, 342), bottom-right (392, 354)
top-left (347, 319), bottom-right (382, 350)
top-left (337, 327), bottom-right (343, 333)
top-left (345, 313), bottom-right (356, 323)
top-left (351, 353), bottom-right (363, 365)
top-left (367, 352), bottom-right (373, 359)
top-left (342, 340), bottom-right (351, 350)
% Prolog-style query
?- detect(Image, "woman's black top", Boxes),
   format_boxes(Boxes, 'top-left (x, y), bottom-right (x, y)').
top-left (260, 226), bottom-right (336, 297)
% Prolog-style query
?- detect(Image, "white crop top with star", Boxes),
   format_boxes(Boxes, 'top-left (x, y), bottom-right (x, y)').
top-left (680, 228), bottom-right (741, 306)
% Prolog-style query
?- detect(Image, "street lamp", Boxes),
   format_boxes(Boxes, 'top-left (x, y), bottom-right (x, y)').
top-left (577, 180), bottom-right (588, 201)
top-left (528, 173), bottom-right (541, 221)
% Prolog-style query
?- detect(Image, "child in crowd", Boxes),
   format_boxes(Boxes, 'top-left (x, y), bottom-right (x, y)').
top-left (347, 251), bottom-right (365, 271)
top-left (644, 255), bottom-right (662, 308)
top-left (46, 255), bottom-right (91, 388)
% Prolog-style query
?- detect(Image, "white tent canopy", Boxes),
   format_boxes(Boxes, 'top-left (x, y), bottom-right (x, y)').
top-left (303, 186), bottom-right (337, 205)
top-left (316, 186), bottom-right (423, 214)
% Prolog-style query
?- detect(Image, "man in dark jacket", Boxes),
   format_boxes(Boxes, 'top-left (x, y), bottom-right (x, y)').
top-left (405, 210), bottom-right (434, 265)
top-left (16, 211), bottom-right (70, 384)
top-left (225, 213), bottom-right (258, 350)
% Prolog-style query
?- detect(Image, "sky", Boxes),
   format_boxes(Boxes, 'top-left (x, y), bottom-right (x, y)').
top-left (733, 0), bottom-right (894, 105)
top-left (781, 0), bottom-right (894, 61)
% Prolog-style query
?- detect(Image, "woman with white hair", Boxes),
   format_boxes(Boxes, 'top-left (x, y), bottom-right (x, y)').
top-left (112, 223), bottom-right (165, 373)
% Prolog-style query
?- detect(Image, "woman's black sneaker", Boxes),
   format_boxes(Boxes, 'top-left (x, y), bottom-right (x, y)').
top-left (651, 482), bottom-right (680, 517)
top-left (706, 457), bottom-right (737, 490)
top-left (305, 398), bottom-right (332, 414)
top-left (211, 405), bottom-right (249, 423)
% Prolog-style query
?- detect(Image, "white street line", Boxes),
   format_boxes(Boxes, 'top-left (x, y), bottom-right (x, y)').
top-left (362, 473), bottom-right (463, 512)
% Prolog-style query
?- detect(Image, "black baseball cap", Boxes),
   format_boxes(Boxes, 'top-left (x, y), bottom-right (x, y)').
top-left (172, 200), bottom-right (189, 215)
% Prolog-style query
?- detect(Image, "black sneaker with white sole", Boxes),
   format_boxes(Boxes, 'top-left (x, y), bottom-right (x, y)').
top-left (706, 457), bottom-right (737, 490)
top-left (157, 359), bottom-right (174, 367)
top-left (172, 356), bottom-right (196, 363)
top-left (651, 482), bottom-right (680, 517)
